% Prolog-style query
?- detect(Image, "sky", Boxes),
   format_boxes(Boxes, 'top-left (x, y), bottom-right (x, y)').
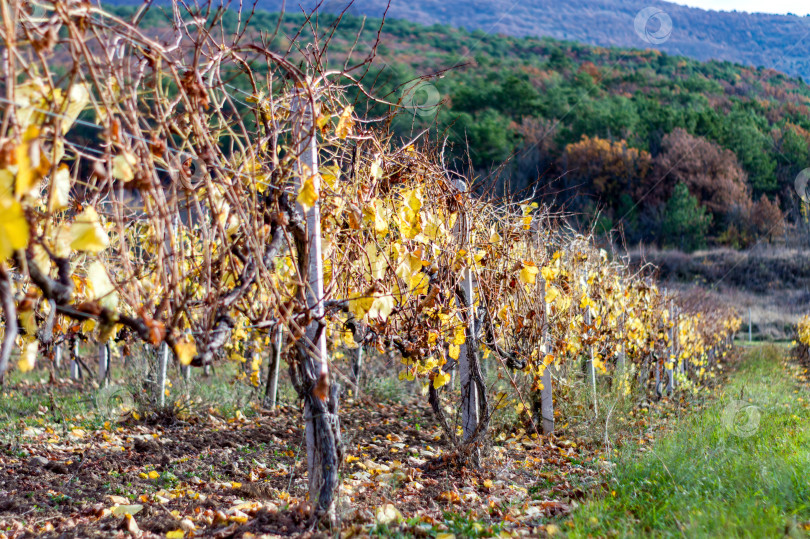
top-left (670, 0), bottom-right (810, 15)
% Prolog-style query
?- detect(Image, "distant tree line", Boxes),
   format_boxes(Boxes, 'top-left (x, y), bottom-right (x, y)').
top-left (105, 6), bottom-right (810, 250)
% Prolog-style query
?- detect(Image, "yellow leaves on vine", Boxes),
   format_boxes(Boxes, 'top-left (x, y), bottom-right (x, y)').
top-left (49, 164), bottom-right (71, 211)
top-left (87, 261), bottom-right (118, 310)
top-left (336, 106), bottom-right (354, 139)
top-left (0, 197), bottom-right (29, 260)
top-left (18, 341), bottom-right (38, 373)
top-left (69, 207), bottom-right (109, 253)
top-left (520, 201), bottom-right (539, 230)
top-left (369, 295), bottom-right (396, 322)
top-left (14, 126), bottom-right (47, 197)
top-left (174, 336), bottom-right (197, 366)
top-left (545, 285), bottom-right (560, 304)
top-left (519, 261), bottom-right (539, 285)
top-left (362, 199), bottom-right (388, 235)
top-left (432, 370), bottom-right (451, 389)
top-left (296, 175), bottom-right (318, 210)
top-left (112, 152), bottom-right (137, 182)
top-left (320, 164), bottom-right (340, 189)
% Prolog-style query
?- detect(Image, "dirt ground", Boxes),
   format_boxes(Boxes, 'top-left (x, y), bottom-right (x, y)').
top-left (0, 367), bottom-right (724, 539)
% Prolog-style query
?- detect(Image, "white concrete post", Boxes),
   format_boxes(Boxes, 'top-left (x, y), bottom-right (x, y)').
top-left (266, 324), bottom-right (283, 408)
top-left (70, 339), bottom-right (80, 380)
top-left (453, 179), bottom-right (479, 443)
top-left (158, 342), bottom-right (169, 407)
top-left (539, 276), bottom-right (554, 435)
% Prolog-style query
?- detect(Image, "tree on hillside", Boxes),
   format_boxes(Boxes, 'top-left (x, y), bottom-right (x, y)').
top-left (560, 135), bottom-right (651, 213)
top-left (720, 110), bottom-right (777, 195)
top-left (648, 128), bottom-right (750, 222)
top-left (751, 194), bottom-right (786, 241)
top-left (662, 183), bottom-right (712, 252)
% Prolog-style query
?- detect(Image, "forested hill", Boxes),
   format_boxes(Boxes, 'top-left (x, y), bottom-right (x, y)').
top-left (108, 6), bottom-right (810, 250)
top-left (107, 0), bottom-right (810, 82)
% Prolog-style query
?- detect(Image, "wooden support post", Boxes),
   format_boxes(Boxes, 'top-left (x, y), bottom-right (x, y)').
top-left (98, 344), bottom-right (108, 387)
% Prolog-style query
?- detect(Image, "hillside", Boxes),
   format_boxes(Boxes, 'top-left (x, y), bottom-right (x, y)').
top-left (630, 247), bottom-right (810, 340)
top-left (106, 0), bottom-right (810, 82)
top-left (105, 5), bottom-right (810, 250)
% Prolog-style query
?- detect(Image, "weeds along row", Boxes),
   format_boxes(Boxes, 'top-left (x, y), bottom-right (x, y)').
top-left (0, 0), bottom-right (740, 523)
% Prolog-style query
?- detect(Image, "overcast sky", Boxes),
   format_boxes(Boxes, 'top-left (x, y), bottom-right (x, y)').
top-left (670, 0), bottom-right (810, 16)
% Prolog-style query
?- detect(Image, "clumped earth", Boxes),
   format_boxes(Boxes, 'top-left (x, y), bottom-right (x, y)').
top-left (0, 367), bottom-right (733, 539)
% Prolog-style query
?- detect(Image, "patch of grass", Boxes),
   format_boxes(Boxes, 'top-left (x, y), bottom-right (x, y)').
top-left (567, 345), bottom-right (810, 537)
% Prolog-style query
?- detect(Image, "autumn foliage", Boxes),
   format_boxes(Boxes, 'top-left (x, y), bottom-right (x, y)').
top-left (0, 1), bottom-right (743, 529)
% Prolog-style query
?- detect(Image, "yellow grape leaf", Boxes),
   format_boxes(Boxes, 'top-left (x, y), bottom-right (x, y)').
top-left (448, 344), bottom-right (460, 360)
top-left (366, 243), bottom-right (387, 280)
top-left (174, 337), bottom-right (197, 366)
top-left (49, 164), bottom-right (71, 211)
top-left (520, 201), bottom-right (539, 216)
top-left (88, 260), bottom-right (118, 310)
top-left (336, 106), bottom-right (354, 139)
top-left (148, 470), bottom-right (160, 480)
top-left (166, 531), bottom-right (185, 539)
top-left (13, 140), bottom-right (38, 197)
top-left (370, 159), bottom-right (383, 180)
top-left (59, 84), bottom-right (91, 134)
top-left (402, 186), bottom-right (423, 212)
top-left (423, 211), bottom-right (446, 241)
top-left (397, 206), bottom-right (422, 239)
top-left (580, 294), bottom-right (592, 310)
top-left (520, 261), bottom-right (539, 285)
top-left (110, 504), bottom-right (144, 517)
top-left (112, 152), bottom-right (136, 182)
top-left (348, 292), bottom-right (375, 320)
top-left (452, 326), bottom-right (466, 346)
top-left (19, 308), bottom-right (37, 335)
top-left (546, 285), bottom-right (560, 304)
top-left (0, 170), bottom-right (13, 198)
top-left (341, 329), bottom-right (356, 348)
top-left (18, 341), bottom-right (38, 372)
top-left (320, 164), bottom-right (340, 189)
top-left (0, 197), bottom-right (29, 260)
top-left (362, 199), bottom-right (388, 234)
top-left (69, 207), bottom-right (109, 253)
top-left (433, 370), bottom-right (451, 389)
top-left (541, 265), bottom-right (558, 282)
top-left (374, 503), bottom-right (402, 525)
top-left (369, 294), bottom-right (395, 322)
top-left (409, 272), bottom-right (428, 295)
top-left (296, 175), bottom-right (318, 210)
